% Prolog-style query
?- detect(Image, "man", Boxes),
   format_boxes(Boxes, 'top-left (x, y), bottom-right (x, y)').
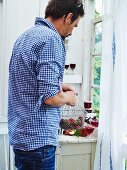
top-left (8, 0), bottom-right (84, 169)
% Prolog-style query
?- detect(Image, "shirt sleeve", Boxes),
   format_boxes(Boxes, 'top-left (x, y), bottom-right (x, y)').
top-left (36, 36), bottom-right (64, 104)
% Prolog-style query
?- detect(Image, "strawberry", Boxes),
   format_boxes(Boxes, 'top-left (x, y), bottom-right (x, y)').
top-left (60, 119), bottom-right (69, 129)
top-left (68, 118), bottom-right (75, 124)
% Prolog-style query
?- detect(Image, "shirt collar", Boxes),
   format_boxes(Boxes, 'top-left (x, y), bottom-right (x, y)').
top-left (35, 17), bottom-right (59, 35)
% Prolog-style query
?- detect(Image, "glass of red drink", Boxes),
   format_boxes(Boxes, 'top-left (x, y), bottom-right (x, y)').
top-left (84, 101), bottom-right (92, 109)
top-left (64, 64), bottom-right (69, 74)
top-left (70, 63), bottom-right (76, 74)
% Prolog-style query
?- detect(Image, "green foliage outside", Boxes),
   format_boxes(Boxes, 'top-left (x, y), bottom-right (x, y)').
top-left (92, 22), bottom-right (102, 116)
top-left (92, 57), bottom-right (101, 117)
top-left (95, 10), bottom-right (101, 19)
top-left (125, 160), bottom-right (127, 170)
top-left (92, 0), bottom-right (102, 116)
top-left (93, 56), bottom-right (101, 86)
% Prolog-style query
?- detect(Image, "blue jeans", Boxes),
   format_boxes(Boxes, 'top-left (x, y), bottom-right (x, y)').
top-left (13, 145), bottom-right (56, 170)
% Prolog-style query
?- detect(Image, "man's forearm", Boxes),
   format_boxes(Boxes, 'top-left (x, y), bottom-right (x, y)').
top-left (44, 90), bottom-right (76, 107)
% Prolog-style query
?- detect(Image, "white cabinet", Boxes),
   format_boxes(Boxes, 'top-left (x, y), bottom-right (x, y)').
top-left (59, 154), bottom-right (90, 170)
top-left (63, 74), bottom-right (83, 84)
top-left (56, 135), bottom-right (97, 170)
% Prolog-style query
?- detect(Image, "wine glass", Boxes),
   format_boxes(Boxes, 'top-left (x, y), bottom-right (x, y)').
top-left (70, 63), bottom-right (76, 74)
top-left (85, 126), bottom-right (94, 137)
top-left (64, 64), bottom-right (69, 74)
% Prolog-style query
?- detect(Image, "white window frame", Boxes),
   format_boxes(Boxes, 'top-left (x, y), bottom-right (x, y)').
top-left (90, 16), bottom-right (102, 113)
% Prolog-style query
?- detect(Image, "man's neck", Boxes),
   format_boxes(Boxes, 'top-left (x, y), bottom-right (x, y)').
top-left (46, 17), bottom-right (64, 36)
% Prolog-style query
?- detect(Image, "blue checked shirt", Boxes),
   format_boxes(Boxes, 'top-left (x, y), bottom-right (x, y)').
top-left (8, 17), bottom-right (65, 151)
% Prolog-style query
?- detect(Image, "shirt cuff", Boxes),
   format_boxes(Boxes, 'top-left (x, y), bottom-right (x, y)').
top-left (34, 89), bottom-right (60, 111)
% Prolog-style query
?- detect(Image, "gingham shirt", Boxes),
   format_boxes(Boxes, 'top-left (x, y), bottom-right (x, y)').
top-left (8, 17), bottom-right (65, 151)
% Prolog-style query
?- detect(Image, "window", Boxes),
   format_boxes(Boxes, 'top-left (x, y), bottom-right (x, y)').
top-left (90, 0), bottom-right (103, 116)
top-left (90, 18), bottom-right (102, 116)
top-left (95, 0), bottom-right (103, 19)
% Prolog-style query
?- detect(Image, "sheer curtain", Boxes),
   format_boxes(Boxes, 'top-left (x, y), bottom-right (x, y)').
top-left (94, 0), bottom-right (127, 170)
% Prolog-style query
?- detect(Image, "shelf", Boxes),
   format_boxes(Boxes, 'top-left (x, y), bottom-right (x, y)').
top-left (63, 74), bottom-right (82, 84)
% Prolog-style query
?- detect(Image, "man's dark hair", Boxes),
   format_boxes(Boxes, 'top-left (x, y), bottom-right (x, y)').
top-left (45, 0), bottom-right (84, 23)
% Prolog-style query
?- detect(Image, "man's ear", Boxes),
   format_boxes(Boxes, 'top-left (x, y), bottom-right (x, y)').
top-left (64, 13), bottom-right (73, 24)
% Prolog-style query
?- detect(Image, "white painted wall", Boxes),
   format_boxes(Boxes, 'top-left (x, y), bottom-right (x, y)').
top-left (39, 0), bottom-right (48, 17)
top-left (0, 1), bottom-right (3, 119)
top-left (0, 0), bottom-right (40, 124)
top-left (0, 0), bottom-right (7, 122)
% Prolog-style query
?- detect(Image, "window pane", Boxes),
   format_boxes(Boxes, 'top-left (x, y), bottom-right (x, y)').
top-left (95, 0), bottom-right (103, 18)
top-left (94, 22), bottom-right (102, 54)
top-left (92, 87), bottom-right (100, 116)
top-left (93, 56), bottom-right (102, 86)
top-left (125, 160), bottom-right (127, 170)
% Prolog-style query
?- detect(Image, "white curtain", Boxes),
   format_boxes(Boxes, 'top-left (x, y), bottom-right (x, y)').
top-left (94, 0), bottom-right (127, 170)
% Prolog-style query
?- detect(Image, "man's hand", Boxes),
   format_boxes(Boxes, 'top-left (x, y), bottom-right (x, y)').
top-left (62, 83), bottom-right (74, 92)
top-left (64, 91), bottom-right (76, 106)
